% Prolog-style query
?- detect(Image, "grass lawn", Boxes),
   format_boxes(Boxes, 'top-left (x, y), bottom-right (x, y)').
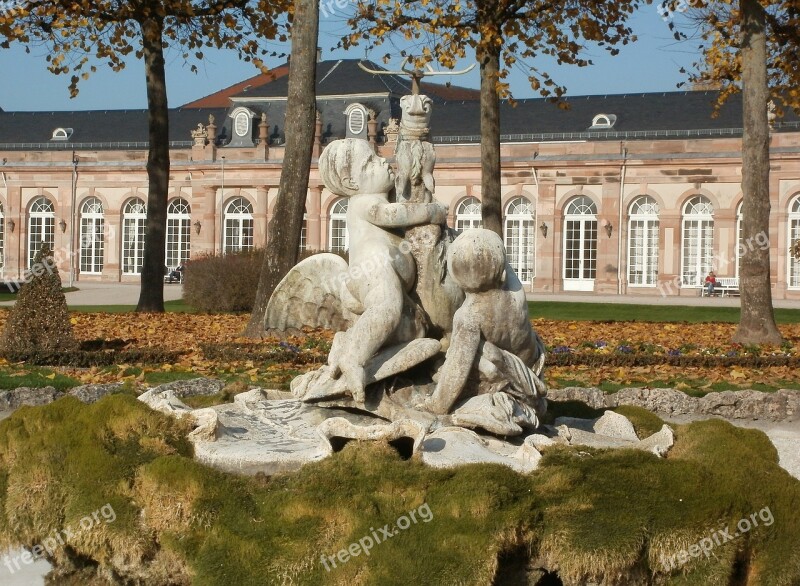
top-left (0, 366), bottom-right (80, 391)
top-left (529, 301), bottom-right (800, 323)
top-left (69, 299), bottom-right (196, 313)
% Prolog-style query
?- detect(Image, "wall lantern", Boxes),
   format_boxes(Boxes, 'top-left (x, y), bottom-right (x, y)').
top-left (539, 222), bottom-right (548, 238)
top-left (194, 220), bottom-right (202, 235)
top-left (59, 219), bottom-right (67, 233)
top-left (603, 220), bottom-right (613, 238)
top-left (7, 219), bottom-right (14, 233)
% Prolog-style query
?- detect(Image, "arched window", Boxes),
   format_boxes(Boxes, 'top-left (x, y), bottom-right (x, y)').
top-left (455, 197), bottom-right (482, 231)
top-left (789, 196), bottom-right (800, 288)
top-left (122, 198), bottom-right (147, 275)
top-left (627, 196), bottom-right (660, 287)
top-left (504, 197), bottom-right (535, 283)
top-left (681, 195), bottom-right (714, 287)
top-left (563, 195), bottom-right (598, 291)
top-left (299, 212), bottom-right (308, 252)
top-left (224, 197), bottom-right (254, 253)
top-left (329, 198), bottom-right (349, 252)
top-left (736, 201), bottom-right (744, 279)
top-left (28, 196), bottom-right (55, 268)
top-left (79, 197), bottom-right (104, 274)
top-left (166, 198), bottom-right (191, 268)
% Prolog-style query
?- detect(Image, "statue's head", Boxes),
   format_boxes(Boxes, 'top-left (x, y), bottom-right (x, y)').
top-left (400, 94), bottom-right (433, 129)
top-left (319, 138), bottom-right (394, 197)
top-left (448, 229), bottom-right (506, 293)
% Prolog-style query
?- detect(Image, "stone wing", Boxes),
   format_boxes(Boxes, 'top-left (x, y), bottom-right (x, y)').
top-left (264, 253), bottom-right (354, 335)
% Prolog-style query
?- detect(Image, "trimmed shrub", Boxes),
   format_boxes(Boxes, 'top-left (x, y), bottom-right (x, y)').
top-left (183, 248), bottom-right (348, 313)
top-left (183, 249), bottom-right (264, 312)
top-left (0, 244), bottom-right (78, 354)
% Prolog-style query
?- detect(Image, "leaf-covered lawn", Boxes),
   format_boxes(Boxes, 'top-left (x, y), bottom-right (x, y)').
top-left (0, 310), bottom-right (799, 392)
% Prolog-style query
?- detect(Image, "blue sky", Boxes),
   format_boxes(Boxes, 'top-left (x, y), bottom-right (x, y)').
top-left (0, 5), bottom-right (702, 112)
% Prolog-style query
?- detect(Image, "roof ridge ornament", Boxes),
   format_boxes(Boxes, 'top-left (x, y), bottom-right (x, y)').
top-left (358, 58), bottom-right (475, 95)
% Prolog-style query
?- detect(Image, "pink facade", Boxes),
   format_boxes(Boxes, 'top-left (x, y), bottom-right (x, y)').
top-left (2, 129), bottom-right (800, 298)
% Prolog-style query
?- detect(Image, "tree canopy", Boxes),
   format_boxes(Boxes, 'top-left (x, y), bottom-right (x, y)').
top-left (1, 0), bottom-right (291, 312)
top-left (344, 0), bottom-right (647, 234)
top-left (666, 0), bottom-right (800, 113)
top-left (0, 0), bottom-right (290, 98)
top-left (344, 0), bottom-right (645, 101)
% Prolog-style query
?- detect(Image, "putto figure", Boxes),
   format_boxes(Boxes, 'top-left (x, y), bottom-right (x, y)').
top-left (317, 138), bottom-right (448, 401)
top-left (266, 133), bottom-right (546, 435)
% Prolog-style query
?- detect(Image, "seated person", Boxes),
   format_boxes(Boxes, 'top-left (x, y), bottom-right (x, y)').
top-left (705, 271), bottom-right (718, 296)
top-left (318, 138), bottom-right (448, 402)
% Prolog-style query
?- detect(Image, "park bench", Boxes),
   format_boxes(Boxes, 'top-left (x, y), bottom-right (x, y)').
top-left (701, 277), bottom-right (739, 297)
top-left (164, 266), bottom-right (184, 284)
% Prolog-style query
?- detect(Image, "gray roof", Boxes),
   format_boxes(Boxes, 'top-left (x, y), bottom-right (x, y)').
top-left (235, 59), bottom-right (414, 99)
top-left (2, 58), bottom-right (800, 149)
top-left (429, 92), bottom-right (800, 141)
top-left (0, 108), bottom-right (227, 148)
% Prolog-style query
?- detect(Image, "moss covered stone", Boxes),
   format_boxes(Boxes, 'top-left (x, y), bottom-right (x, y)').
top-left (0, 395), bottom-right (798, 585)
top-left (0, 244), bottom-right (77, 355)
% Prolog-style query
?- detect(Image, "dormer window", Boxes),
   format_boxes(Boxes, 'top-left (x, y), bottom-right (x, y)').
top-left (590, 114), bottom-right (617, 130)
top-left (226, 106), bottom-right (256, 147)
top-left (344, 103), bottom-right (368, 138)
top-left (51, 127), bottom-right (73, 141)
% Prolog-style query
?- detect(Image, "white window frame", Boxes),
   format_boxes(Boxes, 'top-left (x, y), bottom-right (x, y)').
top-left (300, 212), bottom-right (308, 252)
top-left (455, 197), bottom-right (482, 231)
top-left (28, 196), bottom-right (55, 268)
top-left (681, 195), bottom-right (714, 288)
top-left (627, 196), bottom-right (660, 287)
top-left (224, 197), bottom-right (254, 253)
top-left (788, 196), bottom-right (800, 289)
top-left (328, 198), bottom-right (349, 252)
top-left (504, 196), bottom-right (535, 283)
top-left (563, 195), bottom-right (598, 291)
top-left (344, 103), bottom-right (368, 136)
top-left (79, 197), bottom-right (104, 274)
top-left (166, 198), bottom-right (191, 269)
top-left (122, 198), bottom-right (147, 275)
top-left (736, 201), bottom-right (744, 279)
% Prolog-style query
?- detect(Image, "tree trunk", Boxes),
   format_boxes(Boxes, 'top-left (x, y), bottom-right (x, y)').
top-left (136, 17), bottom-right (168, 312)
top-left (244, 0), bottom-right (319, 336)
top-left (733, 0), bottom-right (783, 344)
top-left (478, 41), bottom-right (502, 237)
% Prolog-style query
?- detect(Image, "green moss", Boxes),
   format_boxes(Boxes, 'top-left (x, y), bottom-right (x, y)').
top-left (0, 398), bottom-right (798, 585)
top-left (613, 405), bottom-right (666, 438)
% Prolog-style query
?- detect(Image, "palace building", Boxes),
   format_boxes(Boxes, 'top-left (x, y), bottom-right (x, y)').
top-left (2, 57), bottom-right (800, 298)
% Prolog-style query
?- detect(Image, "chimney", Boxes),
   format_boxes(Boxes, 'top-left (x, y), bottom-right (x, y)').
top-left (317, 47), bottom-right (322, 62)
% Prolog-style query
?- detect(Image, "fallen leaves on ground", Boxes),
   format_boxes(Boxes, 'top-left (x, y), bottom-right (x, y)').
top-left (0, 310), bottom-right (798, 391)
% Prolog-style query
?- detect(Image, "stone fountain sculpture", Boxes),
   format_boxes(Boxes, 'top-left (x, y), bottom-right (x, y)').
top-left (139, 63), bottom-right (674, 475)
top-left (265, 76), bottom-right (547, 437)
